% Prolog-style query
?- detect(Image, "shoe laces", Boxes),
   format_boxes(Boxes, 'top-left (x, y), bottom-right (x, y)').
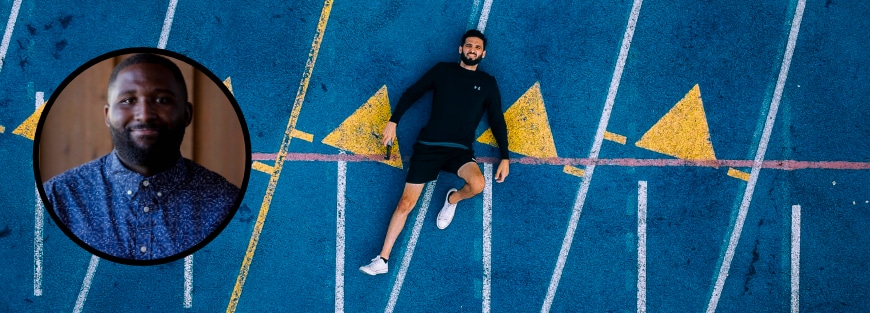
top-left (370, 256), bottom-right (385, 266)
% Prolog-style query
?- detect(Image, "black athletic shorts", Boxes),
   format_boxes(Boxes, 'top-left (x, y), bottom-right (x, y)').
top-left (406, 142), bottom-right (476, 184)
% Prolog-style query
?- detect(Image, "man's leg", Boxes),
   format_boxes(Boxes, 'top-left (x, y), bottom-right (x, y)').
top-left (448, 162), bottom-right (485, 204)
top-left (361, 182), bottom-right (426, 275)
top-left (380, 183), bottom-right (425, 259)
top-left (436, 162), bottom-right (485, 229)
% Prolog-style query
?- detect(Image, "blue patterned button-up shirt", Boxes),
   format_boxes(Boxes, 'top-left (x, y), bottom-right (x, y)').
top-left (43, 151), bottom-right (240, 261)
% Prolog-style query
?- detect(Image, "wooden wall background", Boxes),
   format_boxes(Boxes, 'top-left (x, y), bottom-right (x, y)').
top-left (38, 54), bottom-right (247, 188)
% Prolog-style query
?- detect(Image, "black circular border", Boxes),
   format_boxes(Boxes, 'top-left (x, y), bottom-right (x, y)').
top-left (32, 47), bottom-right (252, 266)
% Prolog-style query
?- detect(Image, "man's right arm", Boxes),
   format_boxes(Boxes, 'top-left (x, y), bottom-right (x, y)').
top-left (388, 63), bottom-right (442, 124)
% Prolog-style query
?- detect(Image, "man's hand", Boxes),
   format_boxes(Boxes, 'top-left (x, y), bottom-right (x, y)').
top-left (382, 121), bottom-right (397, 146)
top-left (495, 159), bottom-right (510, 183)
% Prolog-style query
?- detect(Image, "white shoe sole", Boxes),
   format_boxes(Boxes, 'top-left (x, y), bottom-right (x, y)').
top-left (359, 266), bottom-right (387, 275)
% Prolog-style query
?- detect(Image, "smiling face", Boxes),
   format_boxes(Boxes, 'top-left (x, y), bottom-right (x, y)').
top-left (105, 62), bottom-right (191, 172)
top-left (459, 36), bottom-right (486, 67)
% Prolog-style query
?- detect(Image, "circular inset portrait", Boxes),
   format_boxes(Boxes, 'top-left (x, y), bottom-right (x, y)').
top-left (34, 48), bottom-right (251, 265)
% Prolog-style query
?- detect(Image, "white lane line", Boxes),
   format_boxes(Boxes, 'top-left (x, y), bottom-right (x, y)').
top-left (155, 1), bottom-right (192, 308)
top-left (637, 181), bottom-right (647, 313)
top-left (476, 0), bottom-right (494, 32)
top-left (34, 91), bottom-right (43, 108)
top-left (336, 155), bottom-right (347, 313)
top-left (0, 0), bottom-right (22, 74)
top-left (791, 205), bottom-right (800, 313)
top-left (155, 1), bottom-right (193, 307)
top-left (184, 254), bottom-right (193, 308)
top-left (33, 91), bottom-right (45, 297)
top-left (542, 0), bottom-right (643, 311)
top-left (33, 185), bottom-right (44, 297)
top-left (467, 0), bottom-right (482, 30)
top-left (385, 181), bottom-right (437, 313)
top-left (73, 255), bottom-right (100, 313)
top-left (157, 0), bottom-right (178, 49)
top-left (482, 163), bottom-right (493, 313)
top-left (705, 1), bottom-right (805, 312)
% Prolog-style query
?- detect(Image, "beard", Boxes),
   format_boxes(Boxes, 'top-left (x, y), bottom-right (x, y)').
top-left (460, 52), bottom-right (482, 66)
top-left (110, 122), bottom-right (186, 170)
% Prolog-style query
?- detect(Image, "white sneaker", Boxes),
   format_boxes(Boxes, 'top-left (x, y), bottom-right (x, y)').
top-left (437, 188), bottom-right (458, 229)
top-left (360, 256), bottom-right (388, 275)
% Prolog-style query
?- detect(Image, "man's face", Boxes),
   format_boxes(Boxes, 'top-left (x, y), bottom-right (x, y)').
top-left (459, 36), bottom-right (486, 66)
top-left (105, 63), bottom-right (191, 165)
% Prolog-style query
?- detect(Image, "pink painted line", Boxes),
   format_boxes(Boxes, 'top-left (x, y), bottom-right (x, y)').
top-left (253, 152), bottom-right (382, 162)
top-left (251, 152), bottom-right (870, 170)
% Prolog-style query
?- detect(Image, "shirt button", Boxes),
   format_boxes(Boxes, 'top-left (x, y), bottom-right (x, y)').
top-left (127, 190), bottom-right (132, 195)
top-left (140, 246), bottom-right (147, 253)
top-left (143, 206), bottom-right (150, 213)
top-left (142, 180), bottom-right (150, 187)
top-left (157, 192), bottom-right (162, 197)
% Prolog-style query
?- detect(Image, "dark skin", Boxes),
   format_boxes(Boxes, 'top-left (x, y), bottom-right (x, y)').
top-left (105, 63), bottom-right (192, 177)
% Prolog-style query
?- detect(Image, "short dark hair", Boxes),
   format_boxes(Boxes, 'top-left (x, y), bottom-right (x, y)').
top-left (461, 29), bottom-right (487, 49)
top-left (108, 53), bottom-right (188, 100)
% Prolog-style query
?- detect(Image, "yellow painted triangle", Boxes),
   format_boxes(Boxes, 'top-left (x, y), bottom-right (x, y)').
top-left (322, 85), bottom-right (402, 168)
top-left (635, 84), bottom-right (716, 161)
top-left (224, 77), bottom-right (233, 95)
top-left (12, 102), bottom-right (46, 140)
top-left (477, 82), bottom-right (557, 159)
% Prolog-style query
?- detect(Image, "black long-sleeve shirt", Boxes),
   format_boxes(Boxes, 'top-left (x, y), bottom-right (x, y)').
top-left (389, 62), bottom-right (510, 159)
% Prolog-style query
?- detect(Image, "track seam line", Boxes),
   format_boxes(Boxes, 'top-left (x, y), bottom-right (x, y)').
top-left (541, 0), bottom-right (643, 311)
top-left (705, 1), bottom-right (805, 311)
top-left (226, 2), bottom-right (333, 311)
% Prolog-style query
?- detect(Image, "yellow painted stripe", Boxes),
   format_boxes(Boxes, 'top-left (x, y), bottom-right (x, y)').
top-left (727, 168), bottom-right (750, 181)
top-left (291, 129), bottom-right (314, 142)
top-left (251, 161), bottom-right (275, 174)
top-left (226, 1), bottom-right (333, 312)
top-left (563, 165), bottom-right (585, 177)
top-left (604, 131), bottom-right (627, 145)
top-left (0, 125), bottom-right (5, 133)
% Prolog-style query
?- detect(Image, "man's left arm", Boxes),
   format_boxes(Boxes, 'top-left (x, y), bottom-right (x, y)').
top-left (486, 78), bottom-right (510, 182)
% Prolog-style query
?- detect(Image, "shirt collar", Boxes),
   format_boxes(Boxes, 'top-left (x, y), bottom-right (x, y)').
top-left (107, 150), bottom-right (188, 198)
